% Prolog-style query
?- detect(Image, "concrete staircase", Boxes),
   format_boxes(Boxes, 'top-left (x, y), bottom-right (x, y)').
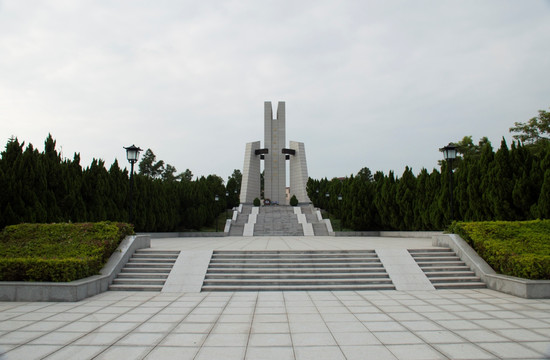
top-left (201, 250), bottom-right (395, 291)
top-left (409, 248), bottom-right (486, 289)
top-left (229, 205), bottom-right (331, 236)
top-left (300, 206), bottom-right (329, 236)
top-left (109, 249), bottom-right (180, 291)
top-left (228, 205), bottom-right (252, 236)
top-left (253, 207), bottom-right (304, 236)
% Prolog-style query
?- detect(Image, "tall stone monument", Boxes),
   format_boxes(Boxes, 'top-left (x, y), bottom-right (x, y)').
top-left (240, 101), bottom-right (311, 205)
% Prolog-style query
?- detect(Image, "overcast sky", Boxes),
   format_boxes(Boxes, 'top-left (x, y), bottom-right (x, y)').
top-left (1, 1), bottom-right (549, 182)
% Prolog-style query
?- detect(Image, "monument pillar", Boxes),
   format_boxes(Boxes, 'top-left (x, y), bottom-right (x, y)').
top-left (239, 101), bottom-right (310, 205)
top-left (264, 101), bottom-right (286, 204)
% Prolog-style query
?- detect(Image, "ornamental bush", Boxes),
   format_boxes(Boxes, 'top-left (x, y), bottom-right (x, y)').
top-left (253, 198), bottom-right (261, 206)
top-left (290, 195), bottom-right (299, 206)
top-left (448, 220), bottom-right (550, 280)
top-left (0, 222), bottom-right (134, 282)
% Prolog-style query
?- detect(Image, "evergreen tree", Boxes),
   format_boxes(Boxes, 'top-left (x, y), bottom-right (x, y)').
top-left (396, 167), bottom-right (416, 230)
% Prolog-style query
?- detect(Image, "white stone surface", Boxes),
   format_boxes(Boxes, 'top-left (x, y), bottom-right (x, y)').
top-left (316, 210), bottom-right (323, 221)
top-left (223, 219), bottom-right (232, 233)
top-left (162, 250), bottom-right (212, 293)
top-left (264, 101), bottom-right (287, 205)
top-left (289, 141), bottom-right (311, 203)
top-left (240, 141), bottom-right (261, 204)
top-left (243, 223), bottom-right (255, 237)
top-left (301, 223), bottom-right (314, 236)
top-left (376, 249), bottom-right (435, 291)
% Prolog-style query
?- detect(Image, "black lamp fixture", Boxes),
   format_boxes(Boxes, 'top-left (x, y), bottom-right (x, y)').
top-left (338, 194), bottom-right (343, 231)
top-left (215, 194), bottom-right (220, 232)
top-left (124, 144), bottom-right (143, 224)
top-left (440, 142), bottom-right (458, 221)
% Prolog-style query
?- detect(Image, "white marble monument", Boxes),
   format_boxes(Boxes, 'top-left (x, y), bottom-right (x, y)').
top-left (240, 101), bottom-right (311, 205)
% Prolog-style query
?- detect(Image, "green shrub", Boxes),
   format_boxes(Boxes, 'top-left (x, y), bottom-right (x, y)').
top-left (0, 222), bottom-right (134, 282)
top-left (448, 220), bottom-right (550, 280)
top-left (290, 195), bottom-right (299, 206)
top-left (253, 198), bottom-right (261, 207)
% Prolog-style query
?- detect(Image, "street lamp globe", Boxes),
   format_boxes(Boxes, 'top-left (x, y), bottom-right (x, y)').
top-left (124, 145), bottom-right (143, 164)
top-left (440, 143), bottom-right (458, 161)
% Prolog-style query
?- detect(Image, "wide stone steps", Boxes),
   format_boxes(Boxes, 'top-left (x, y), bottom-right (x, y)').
top-left (409, 249), bottom-right (486, 289)
top-left (201, 250), bottom-right (395, 291)
top-left (109, 249), bottom-right (180, 291)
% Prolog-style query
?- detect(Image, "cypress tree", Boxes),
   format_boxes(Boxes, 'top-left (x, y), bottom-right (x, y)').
top-left (396, 167), bottom-right (416, 230)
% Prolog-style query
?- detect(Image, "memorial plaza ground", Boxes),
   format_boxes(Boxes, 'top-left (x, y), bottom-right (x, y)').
top-left (1, 236), bottom-right (549, 359)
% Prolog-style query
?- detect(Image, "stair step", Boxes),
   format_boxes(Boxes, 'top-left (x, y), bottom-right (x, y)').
top-left (110, 249), bottom-right (179, 292)
top-left (417, 265), bottom-right (471, 272)
top-left (109, 284), bottom-right (164, 291)
top-left (121, 268), bottom-right (172, 273)
top-left (117, 273), bottom-right (169, 279)
top-left (124, 263), bottom-right (174, 268)
top-left (205, 273), bottom-right (390, 279)
top-left (209, 258), bottom-right (381, 264)
top-left (428, 276), bottom-right (482, 283)
top-left (213, 250), bottom-right (376, 255)
top-left (424, 271), bottom-right (476, 277)
top-left (208, 263), bottom-right (384, 269)
top-left (206, 268), bottom-right (387, 274)
top-left (415, 261), bottom-right (466, 266)
top-left (413, 255), bottom-right (462, 263)
top-left (409, 248), bottom-right (454, 253)
top-left (128, 259), bottom-right (177, 264)
top-left (432, 282), bottom-right (487, 289)
top-left (201, 284), bottom-right (396, 291)
top-left (211, 254), bottom-right (378, 259)
top-left (203, 278), bottom-right (393, 285)
top-left (113, 279), bottom-right (166, 286)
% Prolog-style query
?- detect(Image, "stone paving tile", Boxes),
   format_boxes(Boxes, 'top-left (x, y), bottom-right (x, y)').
top-left (434, 343), bottom-right (496, 360)
top-left (245, 346), bottom-right (295, 360)
top-left (42, 344), bottom-right (107, 360)
top-left (386, 344), bottom-right (448, 360)
top-left (294, 345), bottom-right (346, 360)
top-left (143, 346), bottom-right (199, 360)
top-left (1, 289), bottom-right (550, 359)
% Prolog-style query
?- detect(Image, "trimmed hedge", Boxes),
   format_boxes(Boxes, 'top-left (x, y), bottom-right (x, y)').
top-left (0, 222), bottom-right (134, 282)
top-left (448, 220), bottom-right (550, 280)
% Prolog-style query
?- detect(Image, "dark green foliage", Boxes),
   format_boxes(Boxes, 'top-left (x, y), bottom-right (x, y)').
top-left (0, 222), bottom-right (134, 282)
top-left (308, 135), bottom-right (550, 231)
top-left (290, 195), bottom-right (298, 206)
top-left (448, 220), bottom-right (550, 280)
top-left (0, 135), bottom-right (235, 232)
top-left (253, 197), bottom-right (261, 206)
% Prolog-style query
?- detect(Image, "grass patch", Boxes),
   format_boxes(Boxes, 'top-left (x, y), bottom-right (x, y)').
top-left (448, 220), bottom-right (550, 280)
top-left (0, 222), bottom-right (134, 282)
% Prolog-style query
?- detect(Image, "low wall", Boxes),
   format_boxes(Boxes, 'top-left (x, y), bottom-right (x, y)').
top-left (434, 234), bottom-right (550, 299)
top-left (138, 232), bottom-right (226, 238)
top-left (334, 231), bottom-right (442, 238)
top-left (0, 235), bottom-right (150, 302)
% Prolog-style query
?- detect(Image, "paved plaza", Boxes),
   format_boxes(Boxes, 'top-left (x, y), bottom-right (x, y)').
top-left (1, 236), bottom-right (549, 359)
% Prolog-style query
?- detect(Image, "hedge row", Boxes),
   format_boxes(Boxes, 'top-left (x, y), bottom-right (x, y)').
top-left (448, 220), bottom-right (550, 280)
top-left (0, 222), bottom-right (134, 282)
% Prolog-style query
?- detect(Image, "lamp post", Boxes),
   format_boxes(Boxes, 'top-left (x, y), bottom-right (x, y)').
top-left (440, 143), bottom-right (458, 222)
top-left (325, 191), bottom-right (330, 210)
top-left (338, 194), bottom-right (343, 231)
top-left (215, 194), bottom-right (220, 232)
top-left (226, 191), bottom-right (230, 219)
top-left (124, 144), bottom-right (143, 224)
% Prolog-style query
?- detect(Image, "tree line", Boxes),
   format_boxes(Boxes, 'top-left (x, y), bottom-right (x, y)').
top-left (2, 107), bottom-right (548, 232)
top-left (0, 134), bottom-right (241, 232)
top-left (307, 108), bottom-right (550, 230)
